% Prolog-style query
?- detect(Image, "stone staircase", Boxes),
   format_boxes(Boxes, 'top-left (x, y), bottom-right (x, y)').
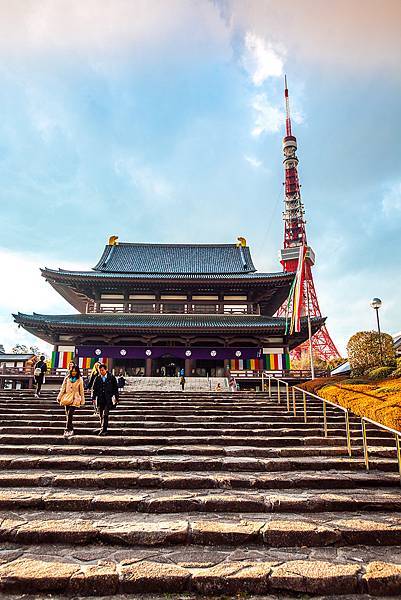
top-left (125, 376), bottom-right (227, 392)
top-left (0, 387), bottom-right (400, 596)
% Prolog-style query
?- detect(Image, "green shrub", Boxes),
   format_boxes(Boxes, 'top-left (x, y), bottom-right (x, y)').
top-left (347, 331), bottom-right (396, 375)
top-left (367, 366), bottom-right (395, 380)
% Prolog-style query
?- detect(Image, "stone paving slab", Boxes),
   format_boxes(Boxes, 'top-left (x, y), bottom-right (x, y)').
top-left (0, 453), bottom-right (397, 472)
top-left (0, 487), bottom-right (401, 513)
top-left (0, 551), bottom-right (401, 595)
top-left (1, 510), bottom-right (401, 547)
top-left (0, 468), bottom-right (398, 491)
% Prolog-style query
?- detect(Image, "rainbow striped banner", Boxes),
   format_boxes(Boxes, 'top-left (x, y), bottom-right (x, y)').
top-left (285, 245), bottom-right (307, 335)
top-left (78, 357), bottom-right (98, 369)
top-left (78, 356), bottom-right (109, 370)
top-left (51, 351), bottom-right (75, 369)
top-left (230, 354), bottom-right (290, 371)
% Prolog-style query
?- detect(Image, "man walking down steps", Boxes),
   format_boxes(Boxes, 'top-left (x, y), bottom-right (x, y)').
top-left (91, 363), bottom-right (119, 435)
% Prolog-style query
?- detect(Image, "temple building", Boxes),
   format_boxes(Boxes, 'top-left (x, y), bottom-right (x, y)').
top-left (14, 237), bottom-right (324, 376)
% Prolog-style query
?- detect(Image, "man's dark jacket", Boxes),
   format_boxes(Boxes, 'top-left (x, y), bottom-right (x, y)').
top-left (92, 373), bottom-right (119, 409)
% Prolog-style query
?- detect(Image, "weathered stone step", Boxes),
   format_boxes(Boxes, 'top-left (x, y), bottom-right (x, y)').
top-left (1, 487), bottom-right (400, 513)
top-left (0, 425), bottom-right (379, 439)
top-left (0, 433), bottom-right (391, 449)
top-left (1, 454), bottom-right (394, 472)
top-left (0, 433), bottom-right (362, 448)
top-left (1, 510), bottom-right (401, 547)
top-left (0, 545), bottom-right (400, 595)
top-left (0, 469), bottom-right (398, 491)
top-left (0, 415), bottom-right (365, 427)
top-left (0, 413), bottom-right (364, 425)
top-left (0, 443), bottom-right (395, 459)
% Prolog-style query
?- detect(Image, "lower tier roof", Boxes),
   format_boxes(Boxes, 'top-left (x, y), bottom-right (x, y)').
top-left (13, 312), bottom-right (325, 350)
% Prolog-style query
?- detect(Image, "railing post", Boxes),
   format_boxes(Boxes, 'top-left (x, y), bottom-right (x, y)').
top-left (395, 434), bottom-right (401, 484)
top-left (262, 371), bottom-right (265, 392)
top-left (302, 391), bottom-right (307, 423)
top-left (345, 410), bottom-right (352, 457)
top-left (323, 401), bottom-right (328, 437)
top-left (292, 387), bottom-right (296, 417)
top-left (268, 375), bottom-right (271, 398)
top-left (277, 379), bottom-right (281, 404)
top-left (361, 419), bottom-right (369, 472)
top-left (286, 383), bottom-right (290, 411)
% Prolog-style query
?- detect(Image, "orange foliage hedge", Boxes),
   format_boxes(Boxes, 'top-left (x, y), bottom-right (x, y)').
top-left (300, 377), bottom-right (401, 432)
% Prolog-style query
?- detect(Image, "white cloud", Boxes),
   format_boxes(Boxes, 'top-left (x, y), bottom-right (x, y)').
top-left (382, 182), bottom-right (401, 216)
top-left (244, 155), bottom-right (262, 168)
top-left (242, 32), bottom-right (284, 86)
top-left (0, 1), bottom-right (231, 65)
top-left (114, 157), bottom-right (173, 202)
top-left (251, 93), bottom-right (284, 136)
top-left (0, 247), bottom-right (86, 353)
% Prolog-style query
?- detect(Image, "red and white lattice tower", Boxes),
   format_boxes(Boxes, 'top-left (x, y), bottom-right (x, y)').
top-left (278, 77), bottom-right (340, 361)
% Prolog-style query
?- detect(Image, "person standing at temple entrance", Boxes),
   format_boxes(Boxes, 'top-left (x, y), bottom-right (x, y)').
top-left (180, 374), bottom-right (186, 391)
top-left (34, 355), bottom-right (47, 398)
top-left (92, 364), bottom-right (119, 435)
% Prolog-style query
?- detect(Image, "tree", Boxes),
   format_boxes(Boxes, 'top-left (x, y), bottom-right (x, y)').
top-left (347, 331), bottom-right (396, 375)
top-left (291, 351), bottom-right (328, 372)
top-left (11, 344), bottom-right (42, 356)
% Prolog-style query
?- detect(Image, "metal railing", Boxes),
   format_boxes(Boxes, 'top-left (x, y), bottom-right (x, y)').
top-left (268, 375), bottom-right (401, 482)
top-left (267, 376), bottom-right (352, 457)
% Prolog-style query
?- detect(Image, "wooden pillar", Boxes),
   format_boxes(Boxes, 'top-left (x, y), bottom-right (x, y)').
top-left (185, 358), bottom-right (192, 377)
top-left (224, 359), bottom-right (230, 374)
top-left (145, 358), bottom-right (152, 376)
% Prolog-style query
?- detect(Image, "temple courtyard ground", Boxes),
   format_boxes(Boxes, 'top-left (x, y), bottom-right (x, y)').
top-left (0, 387), bottom-right (401, 597)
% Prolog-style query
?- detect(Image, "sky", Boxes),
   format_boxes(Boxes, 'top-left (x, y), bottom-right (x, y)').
top-left (1, 0), bottom-right (400, 356)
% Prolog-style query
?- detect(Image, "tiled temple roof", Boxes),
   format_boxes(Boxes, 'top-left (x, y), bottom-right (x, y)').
top-left (13, 312), bottom-right (324, 331)
top-left (41, 268), bottom-right (290, 281)
top-left (92, 243), bottom-right (256, 274)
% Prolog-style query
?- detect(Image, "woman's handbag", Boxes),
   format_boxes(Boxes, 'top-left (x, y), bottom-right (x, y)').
top-left (59, 392), bottom-right (75, 406)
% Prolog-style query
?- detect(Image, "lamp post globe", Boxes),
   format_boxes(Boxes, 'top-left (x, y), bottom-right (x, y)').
top-left (370, 298), bottom-right (382, 310)
top-left (370, 298), bottom-right (383, 364)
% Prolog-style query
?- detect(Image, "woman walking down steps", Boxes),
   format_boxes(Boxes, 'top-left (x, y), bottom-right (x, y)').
top-left (56, 365), bottom-right (85, 438)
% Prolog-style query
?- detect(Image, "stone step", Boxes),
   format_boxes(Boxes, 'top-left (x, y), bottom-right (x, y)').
top-left (0, 413), bottom-right (364, 424)
top-left (0, 443), bottom-right (395, 459)
top-left (0, 469), bottom-right (398, 491)
top-left (1, 510), bottom-right (401, 547)
top-left (0, 433), bottom-right (391, 448)
top-left (1, 418), bottom-right (361, 431)
top-left (0, 426), bottom-right (381, 439)
top-left (1, 486), bottom-right (400, 513)
top-left (0, 544), bottom-right (400, 595)
top-left (1, 453), bottom-right (394, 473)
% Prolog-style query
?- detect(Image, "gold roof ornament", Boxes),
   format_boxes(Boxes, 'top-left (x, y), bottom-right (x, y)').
top-left (236, 237), bottom-right (247, 247)
top-left (108, 236), bottom-right (119, 246)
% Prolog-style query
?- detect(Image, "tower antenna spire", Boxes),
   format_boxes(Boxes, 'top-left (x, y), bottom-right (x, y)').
top-left (284, 75), bottom-right (292, 137)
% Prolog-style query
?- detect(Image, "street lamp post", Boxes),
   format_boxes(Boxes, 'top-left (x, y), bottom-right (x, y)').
top-left (370, 298), bottom-right (383, 365)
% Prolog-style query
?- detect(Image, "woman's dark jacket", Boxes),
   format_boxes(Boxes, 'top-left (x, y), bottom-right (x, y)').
top-left (92, 373), bottom-right (119, 408)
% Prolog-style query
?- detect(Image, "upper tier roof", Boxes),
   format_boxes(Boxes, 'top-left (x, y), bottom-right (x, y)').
top-left (93, 243), bottom-right (256, 274)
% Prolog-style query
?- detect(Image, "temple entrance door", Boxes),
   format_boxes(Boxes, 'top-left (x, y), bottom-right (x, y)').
top-left (114, 359), bottom-right (145, 376)
top-left (152, 354), bottom-right (185, 377)
top-left (194, 359), bottom-right (225, 377)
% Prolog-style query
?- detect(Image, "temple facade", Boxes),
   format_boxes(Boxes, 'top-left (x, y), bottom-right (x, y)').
top-left (14, 238), bottom-right (324, 376)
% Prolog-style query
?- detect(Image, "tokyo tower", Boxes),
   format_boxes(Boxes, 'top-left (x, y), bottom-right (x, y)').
top-left (278, 77), bottom-right (340, 361)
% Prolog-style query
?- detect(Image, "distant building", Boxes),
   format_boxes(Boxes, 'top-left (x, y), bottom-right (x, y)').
top-left (13, 238), bottom-right (325, 376)
top-left (0, 352), bottom-right (36, 373)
